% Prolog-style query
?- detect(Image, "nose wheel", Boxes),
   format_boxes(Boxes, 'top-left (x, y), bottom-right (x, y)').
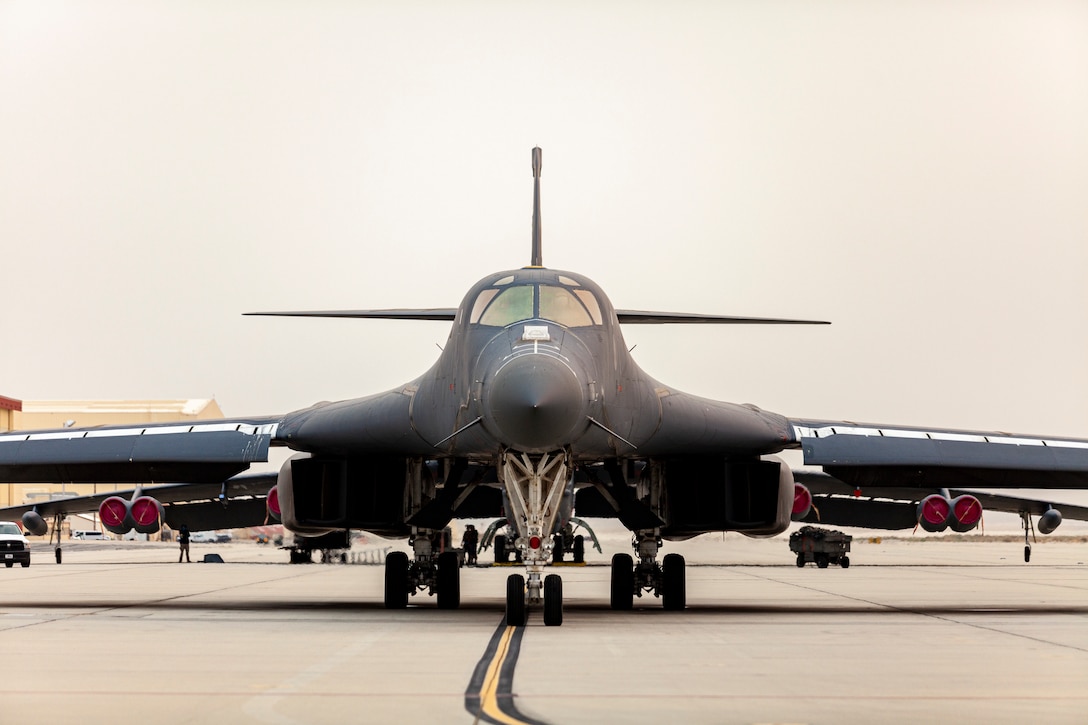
top-left (504, 566), bottom-right (565, 622)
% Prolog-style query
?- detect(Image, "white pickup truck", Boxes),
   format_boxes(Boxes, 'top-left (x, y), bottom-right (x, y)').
top-left (0, 521), bottom-right (31, 568)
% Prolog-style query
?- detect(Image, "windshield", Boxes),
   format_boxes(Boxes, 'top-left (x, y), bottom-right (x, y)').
top-left (0, 523), bottom-right (21, 535)
top-left (470, 283), bottom-right (603, 327)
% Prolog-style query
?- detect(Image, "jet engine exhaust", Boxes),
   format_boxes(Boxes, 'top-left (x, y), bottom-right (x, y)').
top-left (792, 483), bottom-right (813, 521)
top-left (917, 493), bottom-right (983, 533)
top-left (917, 494), bottom-right (952, 533)
top-left (98, 495), bottom-right (164, 535)
top-left (948, 494), bottom-right (983, 533)
top-left (266, 485), bottom-right (281, 522)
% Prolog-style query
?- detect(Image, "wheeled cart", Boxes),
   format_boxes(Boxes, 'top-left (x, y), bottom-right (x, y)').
top-left (790, 526), bottom-right (852, 568)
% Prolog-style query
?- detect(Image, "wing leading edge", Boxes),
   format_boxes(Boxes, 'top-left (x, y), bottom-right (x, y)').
top-left (244, 308), bottom-right (829, 325)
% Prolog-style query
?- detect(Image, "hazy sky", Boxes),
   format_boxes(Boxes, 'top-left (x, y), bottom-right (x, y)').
top-left (2, 0), bottom-right (1086, 451)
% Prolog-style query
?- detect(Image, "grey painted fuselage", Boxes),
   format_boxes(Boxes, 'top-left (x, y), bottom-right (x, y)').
top-left (277, 265), bottom-right (793, 465)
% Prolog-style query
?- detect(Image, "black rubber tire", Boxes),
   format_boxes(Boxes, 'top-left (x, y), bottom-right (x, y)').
top-left (610, 553), bottom-right (634, 610)
top-left (4, 562), bottom-right (11, 568)
top-left (572, 535), bottom-right (585, 563)
top-left (840, 556), bottom-right (850, 569)
top-left (506, 573), bottom-right (527, 626)
top-left (436, 551), bottom-right (461, 610)
top-left (494, 535), bottom-right (507, 563)
top-left (662, 553), bottom-right (686, 611)
top-left (384, 551), bottom-right (410, 609)
top-left (55, 547), bottom-right (62, 564)
top-left (21, 561), bottom-right (29, 568)
top-left (543, 574), bottom-right (563, 626)
top-left (552, 534), bottom-right (565, 563)
top-left (796, 553), bottom-right (806, 568)
top-left (1024, 546), bottom-right (1031, 563)
top-left (816, 553), bottom-right (830, 569)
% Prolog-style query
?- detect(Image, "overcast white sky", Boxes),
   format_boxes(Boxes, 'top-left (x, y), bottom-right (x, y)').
top-left (2, 0), bottom-right (1086, 454)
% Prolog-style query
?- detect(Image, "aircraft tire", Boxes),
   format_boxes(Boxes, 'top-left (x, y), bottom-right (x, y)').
top-left (384, 551), bottom-right (410, 609)
top-left (573, 535), bottom-right (585, 563)
top-left (436, 551), bottom-right (460, 609)
top-left (506, 573), bottom-right (527, 626)
top-left (494, 535), bottom-right (507, 564)
top-left (1024, 546), bottom-right (1031, 563)
top-left (552, 534), bottom-right (564, 563)
top-left (662, 553), bottom-right (686, 611)
top-left (610, 553), bottom-right (634, 610)
top-left (543, 573), bottom-right (563, 626)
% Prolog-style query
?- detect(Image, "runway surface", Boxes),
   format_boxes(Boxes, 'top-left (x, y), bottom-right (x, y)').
top-left (1, 535), bottom-right (1086, 724)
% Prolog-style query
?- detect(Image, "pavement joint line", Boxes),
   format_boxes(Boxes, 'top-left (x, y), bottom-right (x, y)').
top-left (731, 567), bottom-right (1088, 654)
top-left (0, 566), bottom-right (330, 633)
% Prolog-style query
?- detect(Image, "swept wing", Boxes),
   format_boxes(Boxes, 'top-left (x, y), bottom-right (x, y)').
top-left (789, 418), bottom-right (1088, 489)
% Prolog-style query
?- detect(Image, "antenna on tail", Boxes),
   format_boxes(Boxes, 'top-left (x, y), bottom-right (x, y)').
top-left (531, 147), bottom-right (543, 267)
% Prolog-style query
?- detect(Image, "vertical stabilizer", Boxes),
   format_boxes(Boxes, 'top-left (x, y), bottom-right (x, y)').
top-left (531, 147), bottom-right (543, 267)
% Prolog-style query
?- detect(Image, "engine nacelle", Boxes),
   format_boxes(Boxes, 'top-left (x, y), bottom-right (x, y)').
top-left (277, 453), bottom-right (410, 538)
top-left (792, 482), bottom-right (813, 521)
top-left (21, 510), bottom-right (48, 536)
top-left (99, 496), bottom-right (133, 535)
top-left (917, 494), bottom-right (951, 533)
top-left (98, 495), bottom-right (164, 535)
top-left (130, 496), bottom-right (164, 534)
top-left (740, 456), bottom-right (795, 538)
top-left (948, 494), bottom-right (983, 533)
top-left (1038, 508), bottom-right (1062, 535)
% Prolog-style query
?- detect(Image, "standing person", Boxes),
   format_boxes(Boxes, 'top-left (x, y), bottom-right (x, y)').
top-left (178, 524), bottom-right (191, 563)
top-left (461, 524), bottom-right (478, 566)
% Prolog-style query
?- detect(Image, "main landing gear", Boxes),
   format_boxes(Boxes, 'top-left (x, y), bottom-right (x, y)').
top-left (383, 528), bottom-right (460, 610)
top-left (610, 530), bottom-right (686, 611)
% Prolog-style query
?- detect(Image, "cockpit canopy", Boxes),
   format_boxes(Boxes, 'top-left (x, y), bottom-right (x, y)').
top-left (469, 273), bottom-right (604, 328)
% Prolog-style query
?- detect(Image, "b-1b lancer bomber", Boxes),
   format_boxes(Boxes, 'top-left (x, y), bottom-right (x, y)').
top-left (4, 148), bottom-right (1088, 626)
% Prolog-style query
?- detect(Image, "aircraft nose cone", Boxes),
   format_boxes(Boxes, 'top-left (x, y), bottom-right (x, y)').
top-left (485, 354), bottom-right (586, 452)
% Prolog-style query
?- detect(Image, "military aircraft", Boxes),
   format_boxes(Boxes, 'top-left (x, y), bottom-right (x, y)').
top-left (3, 148), bottom-right (1088, 627)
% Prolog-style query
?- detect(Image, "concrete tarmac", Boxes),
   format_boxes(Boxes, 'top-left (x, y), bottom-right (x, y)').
top-left (1, 535), bottom-right (1086, 724)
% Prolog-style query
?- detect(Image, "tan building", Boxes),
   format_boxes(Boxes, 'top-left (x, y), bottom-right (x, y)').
top-left (0, 395), bottom-right (20, 432)
top-left (0, 396), bottom-right (224, 510)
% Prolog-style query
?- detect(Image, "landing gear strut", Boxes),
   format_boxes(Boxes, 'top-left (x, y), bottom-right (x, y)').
top-left (610, 530), bottom-right (686, 611)
top-left (500, 451), bottom-right (572, 626)
top-left (1020, 511), bottom-right (1034, 563)
top-left (49, 513), bottom-right (64, 564)
top-left (383, 527), bottom-right (460, 609)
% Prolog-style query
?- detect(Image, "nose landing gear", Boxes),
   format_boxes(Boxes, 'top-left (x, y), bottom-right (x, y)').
top-left (500, 451), bottom-right (571, 626)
